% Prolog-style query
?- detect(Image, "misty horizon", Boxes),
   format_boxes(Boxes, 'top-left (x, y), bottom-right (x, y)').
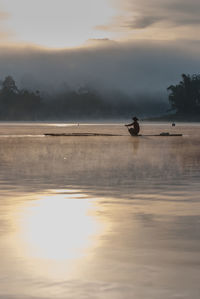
top-left (0, 39), bottom-right (199, 120)
top-left (0, 40), bottom-right (200, 96)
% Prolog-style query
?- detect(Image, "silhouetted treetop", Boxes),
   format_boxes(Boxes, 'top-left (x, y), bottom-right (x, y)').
top-left (2, 76), bottom-right (19, 94)
top-left (0, 75), bottom-right (42, 120)
top-left (167, 73), bottom-right (200, 114)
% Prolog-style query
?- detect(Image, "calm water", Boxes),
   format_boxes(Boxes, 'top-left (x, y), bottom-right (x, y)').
top-left (0, 122), bottom-right (200, 299)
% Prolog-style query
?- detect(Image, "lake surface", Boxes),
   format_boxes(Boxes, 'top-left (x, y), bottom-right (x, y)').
top-left (0, 122), bottom-right (200, 299)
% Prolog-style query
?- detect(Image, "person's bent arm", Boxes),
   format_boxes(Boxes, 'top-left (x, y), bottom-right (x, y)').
top-left (125, 122), bottom-right (134, 127)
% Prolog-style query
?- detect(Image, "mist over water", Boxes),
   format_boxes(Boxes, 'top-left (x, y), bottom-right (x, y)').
top-left (1, 40), bottom-right (200, 95)
top-left (0, 122), bottom-right (200, 299)
top-left (2, 40), bottom-right (200, 119)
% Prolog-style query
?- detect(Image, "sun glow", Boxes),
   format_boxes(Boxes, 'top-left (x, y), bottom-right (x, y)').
top-left (1, 0), bottom-right (117, 48)
top-left (10, 190), bottom-right (107, 279)
top-left (20, 191), bottom-right (102, 261)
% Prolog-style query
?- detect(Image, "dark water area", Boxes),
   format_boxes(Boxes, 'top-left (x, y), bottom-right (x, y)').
top-left (0, 122), bottom-right (200, 298)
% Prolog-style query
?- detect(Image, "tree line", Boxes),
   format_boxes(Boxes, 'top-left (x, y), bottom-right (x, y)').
top-left (0, 75), bottom-right (166, 120)
top-left (0, 76), bottom-right (141, 120)
top-left (1, 73), bottom-right (199, 120)
top-left (168, 73), bottom-right (200, 115)
top-left (0, 76), bottom-right (42, 120)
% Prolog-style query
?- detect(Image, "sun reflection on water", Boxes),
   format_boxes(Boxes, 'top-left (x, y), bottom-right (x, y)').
top-left (15, 189), bottom-right (106, 278)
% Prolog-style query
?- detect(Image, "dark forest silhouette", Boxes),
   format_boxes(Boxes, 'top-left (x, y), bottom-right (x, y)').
top-left (1, 74), bottom-right (200, 121)
top-left (0, 76), bottom-right (41, 120)
top-left (168, 73), bottom-right (200, 115)
top-left (0, 75), bottom-right (167, 120)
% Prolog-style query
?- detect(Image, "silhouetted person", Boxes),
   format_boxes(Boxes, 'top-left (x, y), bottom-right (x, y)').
top-left (125, 116), bottom-right (140, 136)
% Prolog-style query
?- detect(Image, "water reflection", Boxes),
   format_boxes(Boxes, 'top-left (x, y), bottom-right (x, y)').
top-left (10, 190), bottom-right (106, 280)
top-left (131, 137), bottom-right (140, 154)
top-left (0, 123), bottom-right (200, 298)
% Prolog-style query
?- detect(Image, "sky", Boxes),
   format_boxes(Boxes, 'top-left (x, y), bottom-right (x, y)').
top-left (1, 0), bottom-right (200, 47)
top-left (0, 0), bottom-right (117, 48)
top-left (0, 0), bottom-right (200, 96)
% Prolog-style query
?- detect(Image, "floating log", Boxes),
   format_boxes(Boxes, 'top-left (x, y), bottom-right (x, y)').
top-left (44, 133), bottom-right (182, 137)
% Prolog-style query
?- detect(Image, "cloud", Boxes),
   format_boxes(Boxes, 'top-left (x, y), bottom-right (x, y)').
top-left (124, 16), bottom-right (162, 29)
top-left (84, 38), bottom-right (116, 47)
top-left (0, 9), bottom-right (12, 41)
top-left (100, 0), bottom-right (200, 33)
top-left (0, 10), bottom-right (9, 20)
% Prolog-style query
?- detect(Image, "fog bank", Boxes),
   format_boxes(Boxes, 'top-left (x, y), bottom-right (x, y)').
top-left (0, 40), bottom-right (199, 97)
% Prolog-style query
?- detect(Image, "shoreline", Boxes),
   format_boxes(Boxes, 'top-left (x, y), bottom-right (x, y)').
top-left (144, 114), bottom-right (200, 122)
